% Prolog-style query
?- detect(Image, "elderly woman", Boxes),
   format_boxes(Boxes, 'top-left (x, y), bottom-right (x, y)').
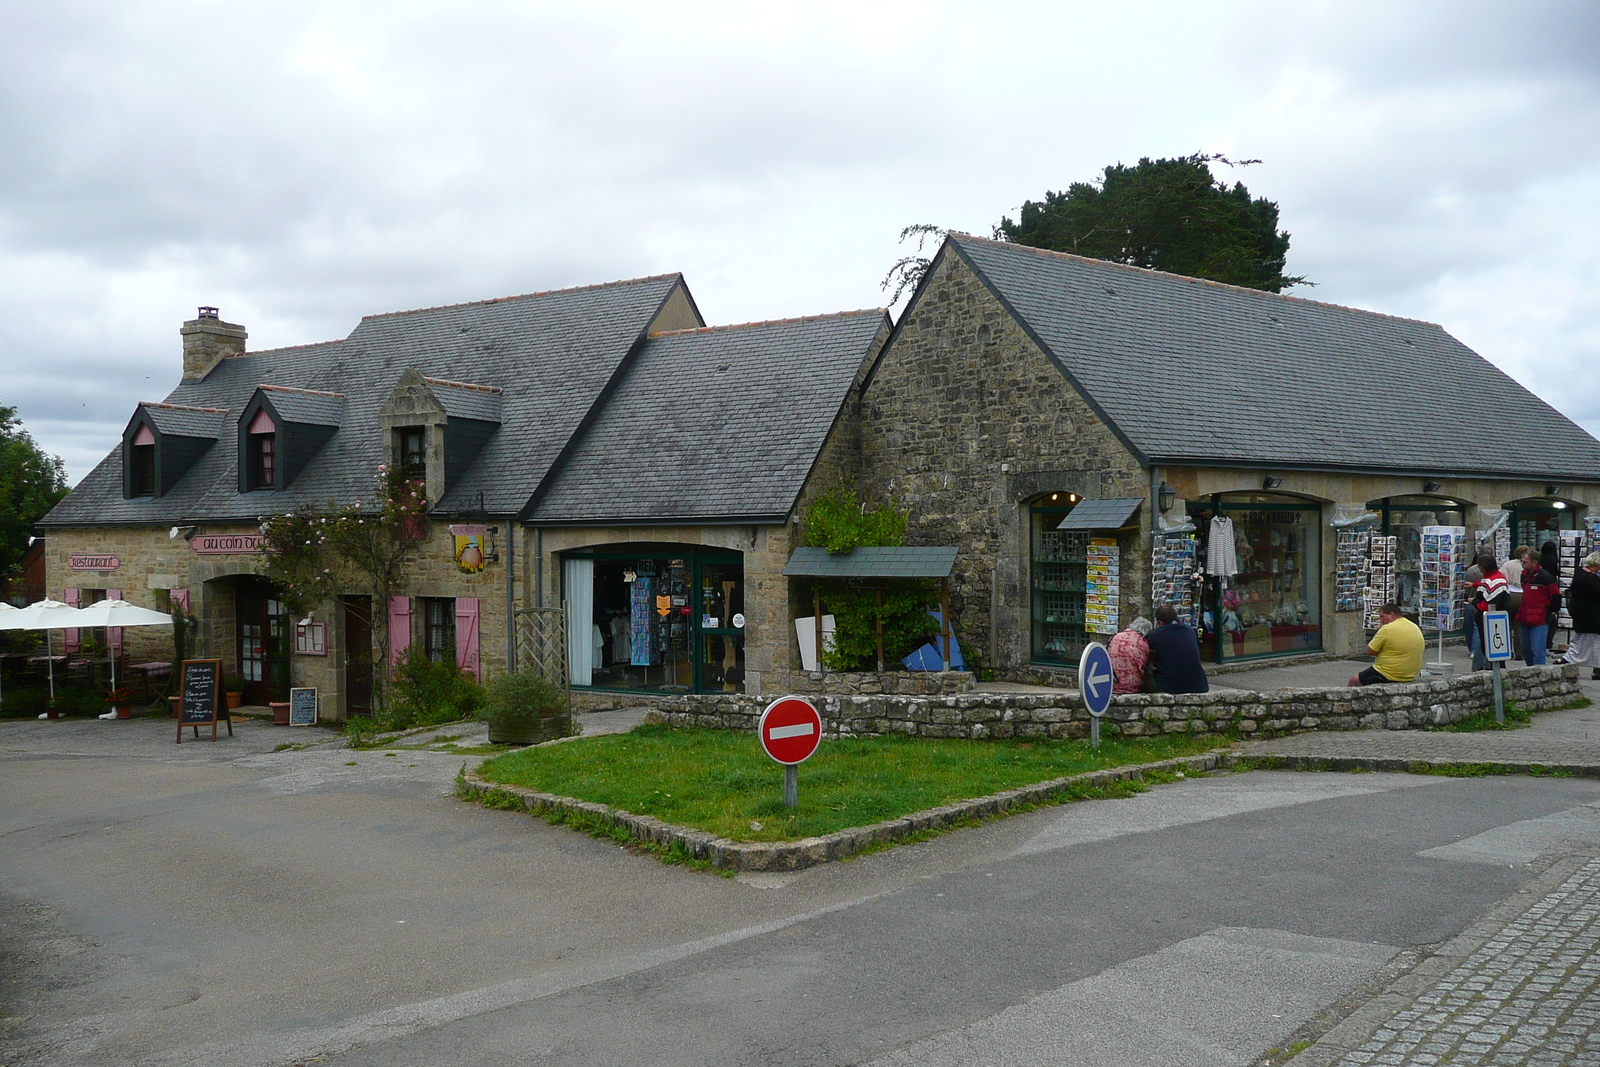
top-left (1109, 616), bottom-right (1153, 694)
top-left (1565, 551), bottom-right (1600, 681)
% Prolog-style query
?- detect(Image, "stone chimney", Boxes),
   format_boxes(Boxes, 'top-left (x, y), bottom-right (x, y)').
top-left (180, 306), bottom-right (248, 380)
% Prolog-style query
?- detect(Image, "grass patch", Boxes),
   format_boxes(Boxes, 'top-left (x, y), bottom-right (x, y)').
top-left (473, 724), bottom-right (1228, 843)
top-left (1432, 702), bottom-right (1531, 732)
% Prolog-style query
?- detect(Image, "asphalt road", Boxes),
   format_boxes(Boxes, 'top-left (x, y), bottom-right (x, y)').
top-left (5, 716), bottom-right (1600, 1066)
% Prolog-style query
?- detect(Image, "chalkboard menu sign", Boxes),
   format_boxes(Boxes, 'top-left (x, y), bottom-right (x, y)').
top-left (177, 659), bottom-right (221, 743)
top-left (288, 687), bottom-right (317, 726)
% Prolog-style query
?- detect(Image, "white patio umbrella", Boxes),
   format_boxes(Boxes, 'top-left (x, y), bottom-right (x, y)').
top-left (0, 599), bottom-right (86, 707)
top-left (0, 603), bottom-right (15, 709)
top-left (69, 600), bottom-right (174, 698)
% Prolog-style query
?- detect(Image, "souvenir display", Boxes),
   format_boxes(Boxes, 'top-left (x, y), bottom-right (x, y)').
top-left (1418, 526), bottom-right (1467, 633)
top-left (1364, 535), bottom-right (1398, 631)
top-left (1557, 531), bottom-right (1585, 633)
top-left (1032, 519), bottom-right (1090, 661)
top-left (1084, 538), bottom-right (1119, 635)
top-left (1150, 534), bottom-right (1199, 626)
top-left (1335, 527), bottom-right (1372, 612)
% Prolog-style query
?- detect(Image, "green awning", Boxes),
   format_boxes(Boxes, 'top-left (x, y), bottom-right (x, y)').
top-left (783, 546), bottom-right (959, 579)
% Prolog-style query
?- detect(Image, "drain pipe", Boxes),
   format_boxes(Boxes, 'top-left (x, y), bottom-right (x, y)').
top-left (1149, 465), bottom-right (1162, 615)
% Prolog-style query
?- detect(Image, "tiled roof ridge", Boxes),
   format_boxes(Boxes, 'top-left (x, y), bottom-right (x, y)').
top-left (142, 401), bottom-right (228, 414)
top-left (260, 384), bottom-right (347, 398)
top-left (423, 376), bottom-right (503, 394)
top-left (950, 233), bottom-right (1444, 329)
top-left (241, 338), bottom-right (345, 358)
top-left (649, 308), bottom-right (886, 338)
top-left (361, 273), bottom-right (685, 322)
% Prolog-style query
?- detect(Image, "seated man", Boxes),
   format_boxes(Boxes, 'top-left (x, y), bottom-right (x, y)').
top-left (1146, 605), bottom-right (1209, 694)
top-left (1349, 602), bottom-right (1424, 686)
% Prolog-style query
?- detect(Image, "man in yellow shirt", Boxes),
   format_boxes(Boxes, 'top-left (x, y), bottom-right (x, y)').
top-left (1348, 603), bottom-right (1425, 686)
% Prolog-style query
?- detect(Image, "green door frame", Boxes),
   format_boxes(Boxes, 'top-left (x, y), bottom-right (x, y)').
top-left (1190, 493), bottom-right (1324, 664)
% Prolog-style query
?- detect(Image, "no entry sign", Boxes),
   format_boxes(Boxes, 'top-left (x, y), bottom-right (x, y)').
top-left (758, 696), bottom-right (822, 765)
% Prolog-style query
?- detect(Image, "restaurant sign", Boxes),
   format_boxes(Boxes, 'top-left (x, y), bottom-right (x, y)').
top-left (192, 533), bottom-right (264, 555)
top-left (68, 554), bottom-right (121, 571)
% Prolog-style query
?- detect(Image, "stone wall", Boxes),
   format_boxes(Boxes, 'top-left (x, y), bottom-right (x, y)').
top-left (856, 248), bottom-right (1150, 677)
top-left (654, 664), bottom-right (1583, 740)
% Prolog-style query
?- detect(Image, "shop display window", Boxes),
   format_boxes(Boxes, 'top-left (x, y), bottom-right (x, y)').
top-left (1505, 499), bottom-right (1584, 561)
top-left (1373, 496), bottom-right (1466, 619)
top-left (1190, 494), bottom-right (1322, 662)
top-left (566, 545), bottom-right (744, 694)
top-left (1030, 495), bottom-right (1087, 665)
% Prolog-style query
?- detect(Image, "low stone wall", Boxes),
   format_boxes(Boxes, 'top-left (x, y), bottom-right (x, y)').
top-left (772, 669), bottom-right (976, 695)
top-left (655, 664), bottom-right (1583, 740)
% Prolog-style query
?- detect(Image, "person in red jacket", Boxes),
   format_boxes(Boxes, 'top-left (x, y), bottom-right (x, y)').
top-left (1469, 553), bottom-right (1509, 671)
top-left (1516, 549), bottom-right (1561, 667)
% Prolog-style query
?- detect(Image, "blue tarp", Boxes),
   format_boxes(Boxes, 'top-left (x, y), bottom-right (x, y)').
top-left (903, 610), bottom-right (964, 671)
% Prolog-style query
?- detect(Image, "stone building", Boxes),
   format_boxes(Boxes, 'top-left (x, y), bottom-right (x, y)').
top-left (39, 278), bottom-right (888, 717)
top-left (852, 234), bottom-right (1600, 682)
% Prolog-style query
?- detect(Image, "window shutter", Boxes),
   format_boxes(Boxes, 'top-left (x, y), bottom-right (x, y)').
top-left (388, 596), bottom-right (412, 667)
top-left (108, 588), bottom-right (123, 657)
top-left (171, 588), bottom-right (190, 613)
top-left (63, 588), bottom-right (80, 653)
top-left (454, 598), bottom-right (480, 679)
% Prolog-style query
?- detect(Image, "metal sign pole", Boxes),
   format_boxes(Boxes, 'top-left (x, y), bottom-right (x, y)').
top-left (784, 764), bottom-right (798, 808)
top-left (1090, 715), bottom-right (1101, 750)
top-left (1493, 661), bottom-right (1504, 725)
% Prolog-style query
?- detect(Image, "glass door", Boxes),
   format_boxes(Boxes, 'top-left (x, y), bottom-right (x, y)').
top-left (695, 560), bottom-right (745, 692)
top-left (1191, 494), bottom-right (1323, 662)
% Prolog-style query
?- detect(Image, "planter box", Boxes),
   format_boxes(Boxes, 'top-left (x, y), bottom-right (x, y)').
top-left (488, 716), bottom-right (568, 746)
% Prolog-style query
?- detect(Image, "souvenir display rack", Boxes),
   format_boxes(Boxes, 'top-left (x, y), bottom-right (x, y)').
top-left (1084, 538), bottom-right (1119, 635)
top-left (1418, 526), bottom-right (1467, 634)
top-left (1557, 530), bottom-right (1584, 633)
top-left (1151, 534), bottom-right (1199, 626)
top-left (1335, 527), bottom-right (1372, 612)
top-left (1364, 535), bottom-right (1398, 631)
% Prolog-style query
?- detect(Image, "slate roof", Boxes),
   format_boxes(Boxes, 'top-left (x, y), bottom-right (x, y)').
top-left (425, 377), bottom-right (503, 423)
top-left (1054, 498), bottom-right (1144, 530)
top-left (782, 546), bottom-right (959, 578)
top-left (139, 402), bottom-right (228, 439)
top-left (528, 311), bottom-right (890, 524)
top-left (942, 235), bottom-right (1600, 482)
top-left (259, 385), bottom-right (346, 426)
top-left (41, 275), bottom-right (692, 527)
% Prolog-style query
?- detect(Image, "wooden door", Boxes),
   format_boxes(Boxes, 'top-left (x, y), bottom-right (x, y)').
top-left (343, 596), bottom-right (374, 718)
top-left (238, 577), bottom-right (289, 705)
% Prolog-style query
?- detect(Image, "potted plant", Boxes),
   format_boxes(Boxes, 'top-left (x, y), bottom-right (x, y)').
top-left (223, 671), bottom-right (246, 710)
top-left (102, 686), bottom-right (135, 720)
top-left (481, 669), bottom-right (570, 745)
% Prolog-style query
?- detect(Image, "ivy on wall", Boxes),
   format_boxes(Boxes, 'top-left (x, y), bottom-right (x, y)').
top-left (801, 485), bottom-right (938, 671)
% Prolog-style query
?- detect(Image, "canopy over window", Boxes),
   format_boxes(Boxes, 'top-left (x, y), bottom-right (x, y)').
top-left (783, 546), bottom-right (958, 579)
top-left (1055, 498), bottom-right (1143, 531)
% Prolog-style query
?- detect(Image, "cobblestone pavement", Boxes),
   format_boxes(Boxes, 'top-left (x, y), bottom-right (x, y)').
top-left (1294, 849), bottom-right (1600, 1067)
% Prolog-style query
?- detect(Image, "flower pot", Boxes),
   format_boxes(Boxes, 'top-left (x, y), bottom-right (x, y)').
top-left (225, 691), bottom-right (243, 711)
top-left (487, 715), bottom-right (566, 746)
top-left (115, 706), bottom-right (132, 719)
top-left (271, 702), bottom-right (291, 726)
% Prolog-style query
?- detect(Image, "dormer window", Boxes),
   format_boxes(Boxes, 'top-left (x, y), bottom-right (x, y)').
top-left (398, 427), bottom-right (427, 479)
top-left (248, 408), bottom-right (277, 490)
top-left (130, 425), bottom-right (156, 497)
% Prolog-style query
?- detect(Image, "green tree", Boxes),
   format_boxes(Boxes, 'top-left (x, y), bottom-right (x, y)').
top-left (0, 401), bottom-right (68, 587)
top-left (995, 154), bottom-right (1306, 292)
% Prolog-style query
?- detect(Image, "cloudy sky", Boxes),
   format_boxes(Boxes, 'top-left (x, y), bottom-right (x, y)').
top-left (2, 0), bottom-right (1597, 483)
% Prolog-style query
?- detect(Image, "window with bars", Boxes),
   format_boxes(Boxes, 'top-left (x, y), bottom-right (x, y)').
top-left (1030, 501), bottom-right (1089, 664)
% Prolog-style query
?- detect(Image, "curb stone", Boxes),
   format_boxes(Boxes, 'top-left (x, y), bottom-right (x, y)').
top-left (1240, 752), bottom-right (1600, 777)
top-left (460, 749), bottom-right (1236, 872)
top-left (1272, 845), bottom-right (1599, 1067)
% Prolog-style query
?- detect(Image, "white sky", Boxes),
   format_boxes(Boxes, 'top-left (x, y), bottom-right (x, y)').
top-left (2, 0), bottom-right (1597, 482)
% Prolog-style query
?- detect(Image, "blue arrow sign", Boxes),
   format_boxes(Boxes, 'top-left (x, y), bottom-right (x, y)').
top-left (1078, 642), bottom-right (1114, 718)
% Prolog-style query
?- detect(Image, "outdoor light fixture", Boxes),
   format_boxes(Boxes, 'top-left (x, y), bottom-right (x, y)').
top-left (168, 525), bottom-right (196, 540)
top-left (1545, 484), bottom-right (1560, 497)
top-left (484, 526), bottom-right (500, 562)
top-left (1262, 476), bottom-right (1283, 489)
top-left (1422, 481), bottom-right (1443, 494)
top-left (1554, 501), bottom-right (1568, 510)
top-left (1158, 482), bottom-right (1176, 512)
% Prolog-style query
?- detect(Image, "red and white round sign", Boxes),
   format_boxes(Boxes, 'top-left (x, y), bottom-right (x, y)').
top-left (758, 696), bottom-right (823, 765)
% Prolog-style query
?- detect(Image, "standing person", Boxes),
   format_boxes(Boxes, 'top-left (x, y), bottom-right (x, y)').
top-left (1504, 545), bottom-right (1529, 656)
top-left (1108, 616), bottom-right (1152, 695)
top-left (1541, 541), bottom-right (1562, 653)
top-left (1349, 603), bottom-right (1425, 686)
top-left (1517, 549), bottom-right (1561, 667)
top-left (1564, 552), bottom-right (1600, 681)
top-left (1146, 605), bottom-right (1209, 694)
top-left (1469, 553), bottom-right (1509, 671)
top-left (1462, 555), bottom-right (1484, 665)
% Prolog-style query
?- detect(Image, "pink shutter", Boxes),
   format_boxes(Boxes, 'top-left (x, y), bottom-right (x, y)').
top-left (171, 588), bottom-right (190, 613)
top-left (63, 588), bottom-right (80, 653)
top-left (108, 589), bottom-right (123, 657)
top-left (454, 598), bottom-right (480, 679)
top-left (388, 596), bottom-right (412, 667)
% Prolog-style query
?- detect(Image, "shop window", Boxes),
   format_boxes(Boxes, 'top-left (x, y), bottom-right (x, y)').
top-left (1190, 494), bottom-right (1322, 662)
top-left (397, 427), bottom-right (427, 479)
top-left (130, 443), bottom-right (156, 496)
top-left (563, 546), bottom-right (743, 694)
top-left (1029, 493), bottom-right (1086, 665)
top-left (1504, 498), bottom-right (1584, 559)
top-left (422, 597), bottom-right (456, 664)
top-left (1372, 495), bottom-right (1466, 618)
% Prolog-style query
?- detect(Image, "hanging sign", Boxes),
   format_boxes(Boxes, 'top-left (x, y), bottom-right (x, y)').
top-left (656, 595), bottom-right (672, 617)
top-left (294, 621), bottom-right (327, 655)
top-left (68, 554), bottom-right (120, 571)
top-left (288, 687), bottom-right (318, 726)
top-left (176, 659), bottom-right (222, 743)
top-left (449, 524), bottom-right (488, 573)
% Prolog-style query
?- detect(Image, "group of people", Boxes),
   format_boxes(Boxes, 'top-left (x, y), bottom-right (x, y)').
top-left (1102, 545), bottom-right (1600, 696)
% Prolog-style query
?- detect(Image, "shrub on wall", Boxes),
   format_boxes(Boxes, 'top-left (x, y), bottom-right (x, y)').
top-left (385, 647), bottom-right (486, 732)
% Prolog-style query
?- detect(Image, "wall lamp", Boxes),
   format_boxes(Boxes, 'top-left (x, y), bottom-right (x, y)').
top-left (1157, 482), bottom-right (1176, 512)
top-left (1545, 484), bottom-right (1561, 497)
top-left (1422, 481), bottom-right (1443, 494)
top-left (1262, 476), bottom-right (1283, 490)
